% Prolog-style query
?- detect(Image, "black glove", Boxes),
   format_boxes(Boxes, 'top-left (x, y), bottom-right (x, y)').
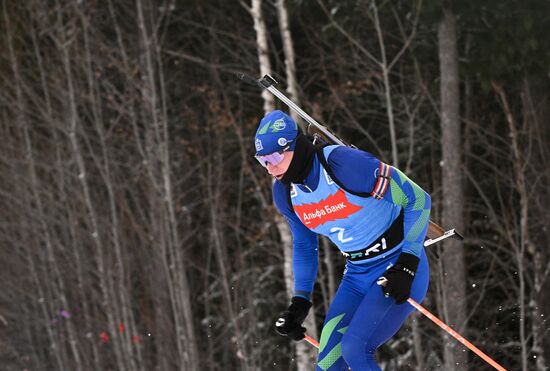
top-left (275, 296), bottom-right (312, 341)
top-left (380, 253), bottom-right (420, 304)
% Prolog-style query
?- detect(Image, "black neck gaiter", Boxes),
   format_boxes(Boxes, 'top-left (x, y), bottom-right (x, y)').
top-left (280, 134), bottom-right (316, 185)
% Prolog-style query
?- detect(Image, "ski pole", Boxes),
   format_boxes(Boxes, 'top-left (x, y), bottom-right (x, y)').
top-left (373, 277), bottom-right (506, 370)
top-left (304, 296), bottom-right (507, 371)
top-left (304, 334), bottom-right (319, 349)
top-left (405, 297), bottom-right (507, 371)
top-left (238, 72), bottom-right (463, 245)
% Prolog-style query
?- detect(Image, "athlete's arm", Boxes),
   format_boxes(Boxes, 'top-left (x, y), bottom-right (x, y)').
top-left (382, 167), bottom-right (431, 257)
top-left (273, 181), bottom-right (319, 300)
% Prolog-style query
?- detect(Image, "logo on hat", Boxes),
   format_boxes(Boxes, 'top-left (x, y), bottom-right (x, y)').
top-left (271, 118), bottom-right (286, 132)
top-left (255, 138), bottom-right (263, 152)
top-left (277, 138), bottom-right (288, 146)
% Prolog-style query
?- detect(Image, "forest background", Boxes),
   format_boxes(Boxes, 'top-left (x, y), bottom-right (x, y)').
top-left (1, 0), bottom-right (549, 370)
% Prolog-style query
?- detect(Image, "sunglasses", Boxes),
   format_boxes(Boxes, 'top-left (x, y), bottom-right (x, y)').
top-left (255, 145), bottom-right (290, 168)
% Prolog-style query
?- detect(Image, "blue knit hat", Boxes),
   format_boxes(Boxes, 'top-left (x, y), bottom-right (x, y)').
top-left (254, 110), bottom-right (299, 156)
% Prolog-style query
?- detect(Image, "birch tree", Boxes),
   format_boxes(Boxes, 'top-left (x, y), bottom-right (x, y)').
top-left (242, 0), bottom-right (319, 369)
top-left (276, 0), bottom-right (319, 369)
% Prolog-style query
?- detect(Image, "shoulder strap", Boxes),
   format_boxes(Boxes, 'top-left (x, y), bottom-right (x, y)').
top-left (286, 183), bottom-right (293, 212)
top-left (314, 145), bottom-right (372, 198)
top-left (286, 145), bottom-right (374, 212)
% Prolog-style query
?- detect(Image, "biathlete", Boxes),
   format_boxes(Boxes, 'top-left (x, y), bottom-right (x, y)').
top-left (254, 110), bottom-right (431, 371)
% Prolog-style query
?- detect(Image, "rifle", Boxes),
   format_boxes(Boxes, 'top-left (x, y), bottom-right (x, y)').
top-left (239, 73), bottom-right (463, 246)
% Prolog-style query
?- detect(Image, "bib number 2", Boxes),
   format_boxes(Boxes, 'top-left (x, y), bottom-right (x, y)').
top-left (330, 227), bottom-right (353, 243)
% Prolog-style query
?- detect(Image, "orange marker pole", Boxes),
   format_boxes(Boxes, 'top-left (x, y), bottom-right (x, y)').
top-left (406, 298), bottom-right (507, 371)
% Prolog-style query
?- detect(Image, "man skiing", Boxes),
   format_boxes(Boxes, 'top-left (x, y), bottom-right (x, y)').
top-left (254, 110), bottom-right (431, 370)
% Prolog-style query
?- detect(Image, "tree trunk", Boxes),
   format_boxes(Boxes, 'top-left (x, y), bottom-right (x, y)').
top-left (438, 7), bottom-right (468, 370)
top-left (518, 77), bottom-right (549, 371)
top-left (250, 0), bottom-right (274, 113)
top-left (372, 0), bottom-right (399, 167)
top-left (276, 1), bottom-right (318, 369)
top-left (135, 0), bottom-right (200, 368)
top-left (276, 0), bottom-right (299, 119)
top-left (6, 2), bottom-right (89, 368)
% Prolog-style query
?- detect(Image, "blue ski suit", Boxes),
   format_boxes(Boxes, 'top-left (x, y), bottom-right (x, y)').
top-left (272, 145), bottom-right (431, 371)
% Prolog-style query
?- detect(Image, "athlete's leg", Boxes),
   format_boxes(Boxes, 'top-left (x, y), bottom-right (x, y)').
top-left (340, 249), bottom-right (429, 370)
top-left (315, 270), bottom-right (366, 371)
